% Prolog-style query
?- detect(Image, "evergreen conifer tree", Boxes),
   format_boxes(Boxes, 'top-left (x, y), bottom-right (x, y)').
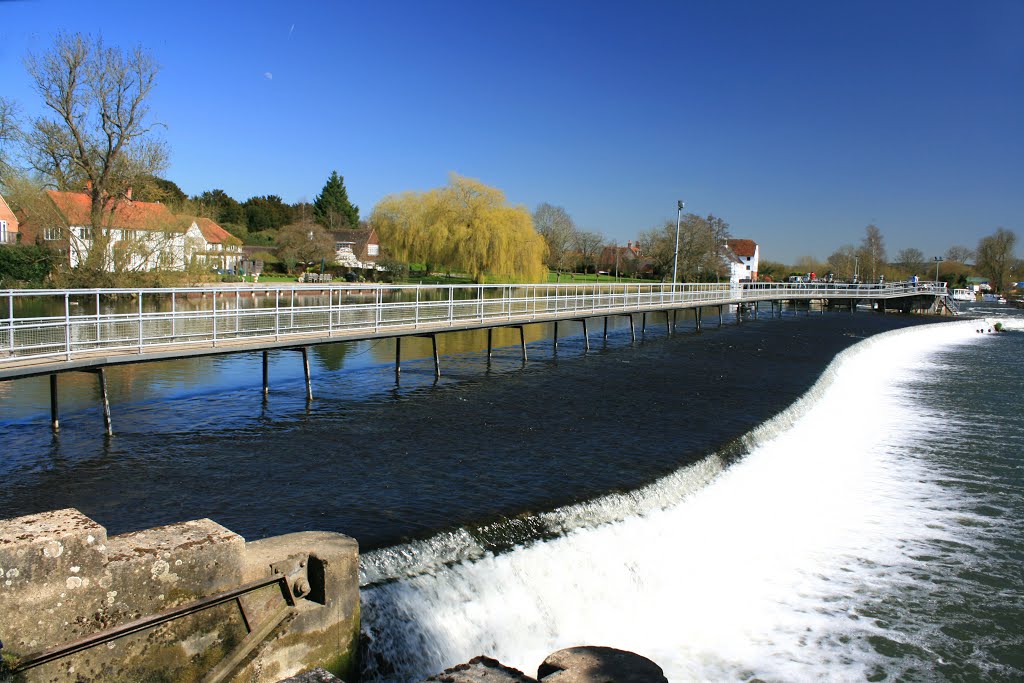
top-left (313, 171), bottom-right (359, 230)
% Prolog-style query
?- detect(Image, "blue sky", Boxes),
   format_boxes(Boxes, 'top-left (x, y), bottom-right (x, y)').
top-left (1, 0), bottom-right (1021, 263)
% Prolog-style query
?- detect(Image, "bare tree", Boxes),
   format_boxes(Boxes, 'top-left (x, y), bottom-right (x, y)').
top-left (827, 245), bottom-right (858, 280)
top-left (24, 33), bottom-right (168, 269)
top-left (572, 229), bottom-right (605, 274)
top-left (857, 224), bottom-right (887, 282)
top-left (638, 213), bottom-right (731, 281)
top-left (945, 245), bottom-right (974, 264)
top-left (532, 202), bottom-right (576, 274)
top-left (976, 228), bottom-right (1017, 292)
top-left (0, 97), bottom-right (20, 184)
top-left (276, 220), bottom-right (337, 274)
top-left (894, 247), bottom-right (926, 277)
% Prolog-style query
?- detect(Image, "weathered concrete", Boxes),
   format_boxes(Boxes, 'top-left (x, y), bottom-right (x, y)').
top-left (0, 509), bottom-right (359, 682)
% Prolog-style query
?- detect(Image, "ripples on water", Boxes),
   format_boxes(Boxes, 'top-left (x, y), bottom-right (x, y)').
top-left (2, 307), bottom-right (1021, 681)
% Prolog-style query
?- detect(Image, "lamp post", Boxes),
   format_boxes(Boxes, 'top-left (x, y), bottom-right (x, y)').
top-left (934, 256), bottom-right (944, 285)
top-left (854, 255), bottom-right (859, 283)
top-left (672, 200), bottom-right (684, 284)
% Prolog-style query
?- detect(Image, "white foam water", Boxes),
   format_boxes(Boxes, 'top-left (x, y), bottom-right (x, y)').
top-left (361, 319), bottom-right (997, 682)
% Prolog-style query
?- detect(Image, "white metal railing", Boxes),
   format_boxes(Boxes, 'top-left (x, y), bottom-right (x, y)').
top-left (0, 281), bottom-right (947, 367)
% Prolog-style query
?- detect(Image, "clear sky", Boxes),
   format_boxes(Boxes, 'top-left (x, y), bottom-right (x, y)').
top-left (1, 0), bottom-right (1021, 263)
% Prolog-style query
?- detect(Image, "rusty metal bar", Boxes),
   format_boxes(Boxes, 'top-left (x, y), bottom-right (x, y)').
top-left (12, 573), bottom-right (290, 673)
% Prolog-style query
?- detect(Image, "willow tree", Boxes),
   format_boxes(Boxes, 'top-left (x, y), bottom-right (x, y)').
top-left (370, 174), bottom-right (546, 283)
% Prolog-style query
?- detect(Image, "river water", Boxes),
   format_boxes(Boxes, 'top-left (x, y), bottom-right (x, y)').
top-left (1, 304), bottom-right (1021, 681)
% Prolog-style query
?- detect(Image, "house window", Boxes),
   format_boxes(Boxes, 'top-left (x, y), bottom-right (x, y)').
top-left (76, 226), bottom-right (94, 240)
top-left (746, 265), bottom-right (751, 271)
top-left (44, 227), bottom-right (62, 241)
top-left (367, 244), bottom-right (379, 257)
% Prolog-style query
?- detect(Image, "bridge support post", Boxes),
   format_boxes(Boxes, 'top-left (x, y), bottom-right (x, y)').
top-left (580, 319), bottom-right (590, 351)
top-left (92, 368), bottom-right (112, 437)
top-left (301, 347), bottom-right (312, 401)
top-left (486, 328), bottom-right (493, 361)
top-left (431, 334), bottom-right (440, 378)
top-left (754, 301), bottom-right (759, 319)
top-left (553, 321), bottom-right (558, 349)
top-left (641, 312), bottom-right (647, 336)
top-left (262, 351), bottom-right (269, 396)
top-left (50, 374), bottom-right (59, 432)
top-left (603, 317), bottom-right (608, 340)
top-left (395, 337), bottom-right (401, 380)
top-left (719, 306), bottom-right (723, 326)
top-left (517, 326), bottom-right (528, 362)
top-left (627, 314), bottom-right (636, 342)
top-left (672, 310), bottom-right (677, 333)
top-left (665, 311), bottom-right (671, 335)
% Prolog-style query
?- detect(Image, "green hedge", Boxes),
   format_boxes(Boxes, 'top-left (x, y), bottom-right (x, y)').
top-left (0, 245), bottom-right (55, 286)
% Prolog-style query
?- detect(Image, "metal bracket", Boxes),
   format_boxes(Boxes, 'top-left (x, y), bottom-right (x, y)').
top-left (271, 554), bottom-right (311, 605)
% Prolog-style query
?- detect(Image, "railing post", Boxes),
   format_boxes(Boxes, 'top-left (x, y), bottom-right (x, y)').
top-left (415, 286), bottom-right (420, 327)
top-left (375, 287), bottom-right (381, 331)
top-left (212, 289), bottom-right (218, 346)
top-left (448, 286), bottom-right (454, 325)
top-left (275, 288), bottom-right (281, 341)
top-left (7, 291), bottom-right (13, 357)
top-left (95, 291), bottom-right (100, 348)
top-left (64, 292), bottom-right (72, 360)
top-left (138, 290), bottom-right (144, 352)
top-left (171, 291), bottom-right (176, 339)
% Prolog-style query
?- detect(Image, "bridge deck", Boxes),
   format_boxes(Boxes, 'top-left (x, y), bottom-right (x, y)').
top-left (1, 281), bottom-right (949, 381)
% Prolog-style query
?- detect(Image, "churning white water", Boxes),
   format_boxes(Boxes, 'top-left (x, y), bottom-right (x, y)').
top-left (361, 319), bottom-right (997, 682)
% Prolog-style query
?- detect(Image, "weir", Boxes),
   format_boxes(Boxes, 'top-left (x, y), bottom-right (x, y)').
top-left (1, 280), bottom-right (955, 433)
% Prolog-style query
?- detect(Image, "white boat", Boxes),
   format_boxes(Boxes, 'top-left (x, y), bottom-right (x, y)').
top-left (952, 288), bottom-right (975, 301)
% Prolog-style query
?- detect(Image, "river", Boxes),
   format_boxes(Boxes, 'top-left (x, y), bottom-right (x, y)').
top-left (1, 303), bottom-right (1020, 681)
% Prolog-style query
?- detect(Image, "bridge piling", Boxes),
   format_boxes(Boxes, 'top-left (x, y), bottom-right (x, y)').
top-left (395, 338), bottom-right (402, 380)
top-left (49, 374), bottom-right (58, 432)
top-left (580, 319), bottom-right (590, 351)
top-left (516, 326), bottom-right (528, 362)
top-left (91, 368), bottom-right (112, 436)
top-left (301, 347), bottom-right (312, 400)
top-left (603, 317), bottom-right (608, 340)
top-left (486, 329), bottom-right (493, 361)
top-left (262, 351), bottom-right (269, 396)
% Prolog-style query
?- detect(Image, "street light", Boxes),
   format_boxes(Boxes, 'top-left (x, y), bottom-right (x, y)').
top-left (854, 255), bottom-right (859, 283)
top-left (934, 256), bottom-right (944, 285)
top-left (672, 200), bottom-right (685, 284)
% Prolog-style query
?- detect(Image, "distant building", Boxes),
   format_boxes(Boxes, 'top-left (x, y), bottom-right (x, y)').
top-left (0, 193), bottom-right (20, 244)
top-left (333, 226), bottom-right (380, 269)
top-left (19, 189), bottom-right (241, 272)
top-left (597, 241), bottom-right (654, 277)
top-left (723, 239), bottom-right (759, 283)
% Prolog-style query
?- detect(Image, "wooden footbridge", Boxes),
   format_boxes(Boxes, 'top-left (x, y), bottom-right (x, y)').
top-left (1, 280), bottom-right (954, 433)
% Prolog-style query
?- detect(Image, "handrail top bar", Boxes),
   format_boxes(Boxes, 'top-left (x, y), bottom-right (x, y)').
top-left (2, 280), bottom-right (946, 297)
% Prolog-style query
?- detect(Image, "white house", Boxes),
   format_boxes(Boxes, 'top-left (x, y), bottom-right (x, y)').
top-left (21, 190), bottom-right (242, 272)
top-left (723, 239), bottom-right (759, 283)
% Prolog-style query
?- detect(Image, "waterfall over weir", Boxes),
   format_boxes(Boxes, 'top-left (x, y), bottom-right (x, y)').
top-left (359, 320), bottom-right (996, 682)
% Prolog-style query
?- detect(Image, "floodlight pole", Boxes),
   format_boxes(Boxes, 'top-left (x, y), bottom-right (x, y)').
top-left (672, 200), bottom-right (684, 284)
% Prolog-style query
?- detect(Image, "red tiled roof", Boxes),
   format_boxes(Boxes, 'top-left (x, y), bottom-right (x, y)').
top-left (193, 217), bottom-right (242, 246)
top-left (47, 190), bottom-right (177, 230)
top-left (726, 239), bottom-right (758, 258)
